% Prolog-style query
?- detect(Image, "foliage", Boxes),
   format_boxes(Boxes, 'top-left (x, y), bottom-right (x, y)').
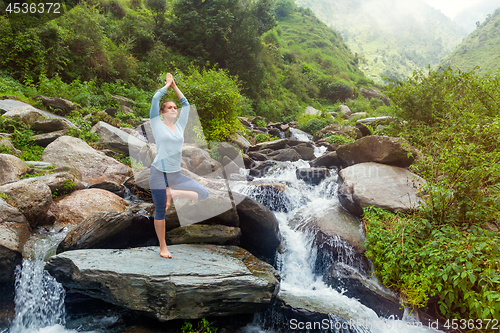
top-left (385, 68), bottom-right (500, 227)
top-left (273, 0), bottom-right (295, 19)
top-left (297, 114), bottom-right (335, 135)
top-left (0, 116), bottom-right (43, 161)
top-left (440, 7), bottom-right (500, 76)
top-left (167, 0), bottom-right (275, 99)
top-left (52, 179), bottom-right (77, 198)
top-left (363, 206), bottom-right (500, 320)
top-left (181, 318), bottom-right (217, 333)
top-left (255, 132), bottom-right (278, 143)
top-left (20, 165), bottom-right (56, 179)
top-left (66, 111), bottom-right (100, 143)
top-left (324, 133), bottom-right (354, 145)
top-left (173, 67), bottom-right (244, 142)
top-left (321, 81), bottom-right (352, 103)
top-left (366, 68), bottom-right (500, 321)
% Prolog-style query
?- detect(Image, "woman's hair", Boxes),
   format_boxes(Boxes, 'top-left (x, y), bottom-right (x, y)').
top-left (160, 100), bottom-right (176, 113)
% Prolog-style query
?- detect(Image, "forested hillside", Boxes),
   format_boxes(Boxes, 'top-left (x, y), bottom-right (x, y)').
top-left (441, 7), bottom-right (500, 75)
top-left (0, 0), bottom-right (373, 122)
top-left (293, 0), bottom-right (467, 84)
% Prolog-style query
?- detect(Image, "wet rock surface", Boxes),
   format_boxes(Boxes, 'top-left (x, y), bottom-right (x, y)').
top-left (45, 245), bottom-right (280, 321)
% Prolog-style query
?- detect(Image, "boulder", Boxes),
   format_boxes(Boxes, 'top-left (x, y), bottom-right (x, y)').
top-left (35, 171), bottom-right (85, 195)
top-left (110, 94), bottom-right (136, 106)
top-left (296, 168), bottom-right (331, 185)
top-left (0, 154), bottom-right (28, 185)
top-left (182, 145), bottom-right (223, 176)
top-left (304, 106), bottom-right (321, 115)
top-left (34, 96), bottom-right (77, 113)
top-left (289, 203), bottom-right (365, 254)
top-left (228, 133), bottom-right (251, 151)
top-left (169, 186), bottom-right (239, 228)
top-left (31, 118), bottom-right (76, 133)
top-left (339, 105), bottom-right (352, 118)
top-left (32, 129), bottom-right (69, 147)
top-left (336, 135), bottom-right (418, 168)
top-left (247, 139), bottom-right (289, 152)
top-left (359, 88), bottom-right (390, 106)
top-left (323, 262), bottom-right (403, 319)
top-left (267, 148), bottom-right (302, 162)
top-left (356, 116), bottom-right (397, 136)
top-left (47, 188), bottom-right (129, 225)
top-left (247, 151), bottom-right (267, 161)
top-left (57, 211), bottom-right (141, 253)
top-left (137, 143), bottom-right (156, 168)
top-left (24, 161), bottom-right (55, 170)
top-left (235, 194), bottom-right (281, 261)
top-left (249, 160), bottom-right (280, 178)
top-left (291, 144), bottom-right (315, 161)
top-left (3, 105), bottom-right (44, 125)
top-left (214, 142), bottom-right (241, 162)
top-left (0, 197), bottom-right (28, 225)
top-left (91, 121), bottom-right (147, 156)
top-left (45, 245), bottom-right (280, 321)
top-left (313, 124), bottom-right (361, 142)
top-left (309, 152), bottom-right (343, 169)
top-left (0, 99), bottom-right (28, 114)
top-left (0, 221), bottom-right (31, 283)
top-left (168, 224), bottom-right (241, 245)
top-left (338, 162), bottom-right (426, 216)
top-left (289, 128), bottom-right (312, 141)
top-left (0, 134), bottom-right (21, 156)
top-left (349, 112), bottom-right (367, 119)
top-left (222, 157), bottom-right (241, 177)
top-left (0, 179), bottom-right (53, 227)
top-left (42, 136), bottom-right (133, 187)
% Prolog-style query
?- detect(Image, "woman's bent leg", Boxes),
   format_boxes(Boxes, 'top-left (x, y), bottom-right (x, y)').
top-left (166, 172), bottom-right (209, 200)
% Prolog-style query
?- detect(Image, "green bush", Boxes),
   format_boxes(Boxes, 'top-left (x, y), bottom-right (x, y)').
top-left (366, 68), bottom-right (500, 321)
top-left (173, 66), bottom-right (244, 143)
top-left (297, 114), bottom-right (335, 135)
top-left (0, 116), bottom-right (43, 161)
top-left (385, 68), bottom-right (500, 227)
top-left (321, 81), bottom-right (352, 103)
top-left (324, 133), bottom-right (355, 145)
top-left (363, 206), bottom-right (500, 320)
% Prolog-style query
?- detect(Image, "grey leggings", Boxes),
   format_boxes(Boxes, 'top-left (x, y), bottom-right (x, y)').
top-left (149, 166), bottom-right (209, 220)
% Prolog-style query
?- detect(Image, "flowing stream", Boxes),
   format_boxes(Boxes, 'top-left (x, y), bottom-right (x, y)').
top-left (7, 227), bottom-right (72, 333)
top-left (4, 131), bottom-right (442, 333)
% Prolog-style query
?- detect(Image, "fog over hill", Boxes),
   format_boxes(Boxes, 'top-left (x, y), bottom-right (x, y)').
top-left (294, 0), bottom-right (468, 83)
top-left (453, 0), bottom-right (500, 34)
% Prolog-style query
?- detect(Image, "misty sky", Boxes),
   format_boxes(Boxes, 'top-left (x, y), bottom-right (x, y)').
top-left (422, 0), bottom-right (486, 19)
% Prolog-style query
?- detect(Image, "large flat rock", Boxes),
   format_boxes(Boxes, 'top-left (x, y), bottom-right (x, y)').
top-left (45, 245), bottom-right (280, 321)
top-left (338, 162), bottom-right (425, 216)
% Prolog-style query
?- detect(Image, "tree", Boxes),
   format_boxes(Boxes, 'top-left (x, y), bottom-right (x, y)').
top-left (168, 0), bottom-right (276, 99)
top-left (146, 0), bottom-right (166, 24)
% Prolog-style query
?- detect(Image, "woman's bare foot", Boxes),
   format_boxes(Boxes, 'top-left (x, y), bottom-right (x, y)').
top-left (160, 247), bottom-right (172, 258)
top-left (165, 187), bottom-right (172, 212)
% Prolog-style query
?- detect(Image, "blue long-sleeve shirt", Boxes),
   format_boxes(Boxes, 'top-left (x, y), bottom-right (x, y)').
top-left (149, 87), bottom-right (190, 173)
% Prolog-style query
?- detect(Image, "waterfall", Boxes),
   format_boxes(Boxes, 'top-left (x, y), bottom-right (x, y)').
top-left (233, 160), bottom-right (441, 333)
top-left (8, 227), bottom-right (74, 333)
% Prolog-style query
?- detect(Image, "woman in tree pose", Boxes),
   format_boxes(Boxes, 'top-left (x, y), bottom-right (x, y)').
top-left (149, 73), bottom-right (209, 258)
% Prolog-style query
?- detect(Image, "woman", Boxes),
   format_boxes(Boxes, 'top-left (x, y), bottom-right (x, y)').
top-left (149, 73), bottom-right (209, 258)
